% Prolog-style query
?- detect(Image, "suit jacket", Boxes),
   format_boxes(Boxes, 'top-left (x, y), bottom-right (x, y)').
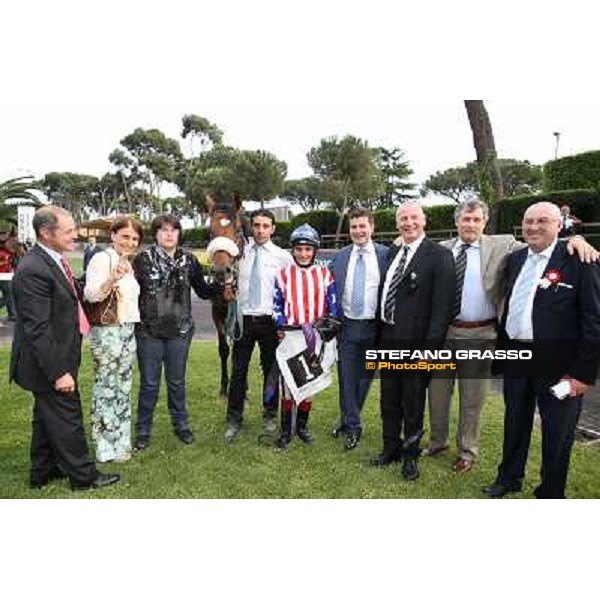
top-left (380, 237), bottom-right (456, 346)
top-left (496, 241), bottom-right (600, 384)
top-left (440, 234), bottom-right (523, 314)
top-left (10, 245), bottom-right (82, 393)
top-left (332, 242), bottom-right (388, 319)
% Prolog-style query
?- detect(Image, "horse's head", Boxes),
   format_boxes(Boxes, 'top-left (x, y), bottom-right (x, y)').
top-left (206, 194), bottom-right (246, 303)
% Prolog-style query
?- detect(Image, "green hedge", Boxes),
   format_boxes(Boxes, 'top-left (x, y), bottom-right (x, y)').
top-left (495, 189), bottom-right (600, 234)
top-left (272, 220), bottom-right (292, 246)
top-left (290, 210), bottom-right (349, 236)
top-left (181, 227), bottom-right (210, 246)
top-left (544, 151), bottom-right (600, 191)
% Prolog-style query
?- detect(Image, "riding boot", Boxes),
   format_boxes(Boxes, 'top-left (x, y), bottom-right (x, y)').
top-left (296, 402), bottom-right (313, 445)
top-left (276, 400), bottom-right (293, 450)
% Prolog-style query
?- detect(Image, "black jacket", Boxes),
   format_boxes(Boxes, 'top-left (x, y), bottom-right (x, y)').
top-left (133, 246), bottom-right (218, 339)
top-left (495, 241), bottom-right (600, 384)
top-left (10, 245), bottom-right (82, 393)
top-left (379, 237), bottom-right (456, 348)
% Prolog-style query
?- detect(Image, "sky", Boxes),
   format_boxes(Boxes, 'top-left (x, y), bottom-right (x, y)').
top-left (2, 1), bottom-right (598, 201)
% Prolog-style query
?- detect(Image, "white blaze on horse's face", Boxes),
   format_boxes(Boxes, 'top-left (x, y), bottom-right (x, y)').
top-left (219, 218), bottom-right (231, 227)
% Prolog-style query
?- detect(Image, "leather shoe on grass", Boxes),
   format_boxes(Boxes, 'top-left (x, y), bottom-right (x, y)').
top-left (175, 429), bottom-right (194, 445)
top-left (369, 452), bottom-right (402, 467)
top-left (330, 423), bottom-right (347, 438)
top-left (134, 436), bottom-right (150, 451)
top-left (482, 482), bottom-right (521, 498)
top-left (422, 444), bottom-right (449, 458)
top-left (401, 458), bottom-right (419, 481)
top-left (30, 465), bottom-right (68, 489)
top-left (453, 457), bottom-right (473, 474)
top-left (71, 473), bottom-right (120, 492)
top-left (344, 431), bottom-right (361, 451)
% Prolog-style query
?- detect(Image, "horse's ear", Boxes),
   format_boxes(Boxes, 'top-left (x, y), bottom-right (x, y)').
top-left (233, 194), bottom-right (242, 213)
top-left (206, 195), bottom-right (215, 214)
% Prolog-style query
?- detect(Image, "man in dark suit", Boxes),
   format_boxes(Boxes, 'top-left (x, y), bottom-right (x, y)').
top-left (330, 207), bottom-right (389, 450)
top-left (10, 206), bottom-right (119, 491)
top-left (483, 202), bottom-right (600, 499)
top-left (82, 233), bottom-right (101, 274)
top-left (372, 202), bottom-right (456, 480)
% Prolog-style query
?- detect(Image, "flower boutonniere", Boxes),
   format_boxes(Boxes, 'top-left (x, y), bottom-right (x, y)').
top-left (538, 269), bottom-right (564, 290)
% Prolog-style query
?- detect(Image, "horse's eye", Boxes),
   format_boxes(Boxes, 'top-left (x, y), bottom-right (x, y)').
top-left (219, 218), bottom-right (231, 227)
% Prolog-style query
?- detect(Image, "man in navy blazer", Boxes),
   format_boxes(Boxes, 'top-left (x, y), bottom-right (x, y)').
top-left (331, 207), bottom-right (389, 450)
top-left (484, 202), bottom-right (600, 499)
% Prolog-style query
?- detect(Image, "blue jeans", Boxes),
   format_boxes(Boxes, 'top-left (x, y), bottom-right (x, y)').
top-left (136, 331), bottom-right (193, 437)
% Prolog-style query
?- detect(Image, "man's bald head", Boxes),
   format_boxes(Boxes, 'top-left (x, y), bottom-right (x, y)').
top-left (522, 202), bottom-right (562, 253)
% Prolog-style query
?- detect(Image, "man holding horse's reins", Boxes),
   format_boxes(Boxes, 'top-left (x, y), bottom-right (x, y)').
top-left (223, 209), bottom-right (292, 444)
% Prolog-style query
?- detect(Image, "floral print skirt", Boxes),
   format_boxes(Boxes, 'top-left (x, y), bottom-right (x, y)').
top-left (89, 323), bottom-right (136, 462)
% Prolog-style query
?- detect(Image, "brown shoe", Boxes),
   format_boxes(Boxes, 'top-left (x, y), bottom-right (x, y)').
top-left (453, 457), bottom-right (473, 474)
top-left (422, 444), bottom-right (449, 457)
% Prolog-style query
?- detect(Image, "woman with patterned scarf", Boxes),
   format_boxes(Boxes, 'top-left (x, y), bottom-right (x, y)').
top-left (133, 214), bottom-right (220, 451)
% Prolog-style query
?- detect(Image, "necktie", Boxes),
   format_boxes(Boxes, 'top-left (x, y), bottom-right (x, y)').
top-left (350, 248), bottom-right (366, 317)
top-left (453, 243), bottom-right (471, 318)
top-left (505, 254), bottom-right (542, 339)
top-left (383, 245), bottom-right (409, 324)
top-left (248, 245), bottom-right (262, 309)
top-left (60, 257), bottom-right (91, 336)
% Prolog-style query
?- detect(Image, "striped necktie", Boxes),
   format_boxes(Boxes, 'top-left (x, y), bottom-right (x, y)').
top-left (453, 243), bottom-right (471, 317)
top-left (383, 245), bottom-right (409, 324)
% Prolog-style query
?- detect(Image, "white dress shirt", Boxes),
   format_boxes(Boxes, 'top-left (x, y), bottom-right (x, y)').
top-left (506, 239), bottom-right (557, 340)
top-left (454, 239), bottom-right (496, 322)
top-left (238, 240), bottom-right (292, 316)
top-left (380, 233), bottom-right (425, 324)
top-left (84, 247), bottom-right (140, 324)
top-left (342, 241), bottom-right (380, 319)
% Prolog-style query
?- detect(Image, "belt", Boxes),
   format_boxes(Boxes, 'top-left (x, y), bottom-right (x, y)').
top-left (451, 319), bottom-right (496, 329)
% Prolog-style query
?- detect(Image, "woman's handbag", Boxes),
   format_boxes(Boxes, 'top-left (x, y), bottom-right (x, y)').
top-left (82, 251), bottom-right (119, 326)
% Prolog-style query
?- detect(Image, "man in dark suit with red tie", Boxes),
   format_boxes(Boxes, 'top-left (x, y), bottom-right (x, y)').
top-left (484, 202), bottom-right (600, 499)
top-left (10, 206), bottom-right (119, 491)
top-left (372, 202), bottom-right (456, 480)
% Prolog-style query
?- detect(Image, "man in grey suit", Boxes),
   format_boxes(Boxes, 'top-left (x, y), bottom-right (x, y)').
top-left (331, 207), bottom-right (389, 450)
top-left (426, 198), bottom-right (596, 474)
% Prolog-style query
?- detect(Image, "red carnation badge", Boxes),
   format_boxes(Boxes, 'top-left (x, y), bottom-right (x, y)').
top-left (546, 269), bottom-right (562, 284)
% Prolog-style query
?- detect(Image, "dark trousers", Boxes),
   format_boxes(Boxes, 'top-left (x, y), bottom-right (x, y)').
top-left (380, 373), bottom-right (428, 458)
top-left (31, 389), bottom-right (97, 486)
top-left (337, 318), bottom-right (377, 432)
top-left (0, 280), bottom-right (15, 319)
top-left (497, 376), bottom-right (582, 499)
top-left (136, 331), bottom-right (193, 437)
top-left (227, 315), bottom-right (278, 426)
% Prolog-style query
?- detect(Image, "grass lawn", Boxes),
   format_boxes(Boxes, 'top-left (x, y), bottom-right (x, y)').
top-left (1, 342), bottom-right (599, 498)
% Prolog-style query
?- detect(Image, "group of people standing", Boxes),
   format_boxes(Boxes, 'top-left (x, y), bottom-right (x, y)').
top-left (9, 197), bottom-right (600, 498)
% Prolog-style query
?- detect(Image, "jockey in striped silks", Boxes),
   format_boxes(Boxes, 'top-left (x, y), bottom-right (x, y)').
top-left (272, 223), bottom-right (338, 449)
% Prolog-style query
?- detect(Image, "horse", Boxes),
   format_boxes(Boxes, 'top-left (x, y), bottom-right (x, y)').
top-left (205, 195), bottom-right (249, 401)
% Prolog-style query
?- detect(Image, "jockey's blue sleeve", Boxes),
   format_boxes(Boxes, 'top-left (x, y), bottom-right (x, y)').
top-left (326, 279), bottom-right (338, 318)
top-left (272, 279), bottom-right (287, 328)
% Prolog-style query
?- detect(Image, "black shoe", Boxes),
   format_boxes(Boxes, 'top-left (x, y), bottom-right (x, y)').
top-left (401, 457), bottom-right (420, 481)
top-left (134, 436), bottom-right (150, 451)
top-left (296, 427), bottom-right (313, 445)
top-left (275, 433), bottom-right (292, 451)
top-left (30, 465), bottom-right (68, 489)
top-left (330, 423), bottom-right (347, 438)
top-left (71, 473), bottom-right (120, 491)
top-left (369, 451), bottom-right (402, 467)
top-left (175, 429), bottom-right (194, 445)
top-left (482, 482), bottom-right (521, 498)
top-left (344, 430), bottom-right (361, 451)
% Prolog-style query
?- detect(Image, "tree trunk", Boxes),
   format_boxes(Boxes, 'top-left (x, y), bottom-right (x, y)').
top-left (464, 101), bottom-right (504, 202)
top-left (334, 195), bottom-right (348, 248)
